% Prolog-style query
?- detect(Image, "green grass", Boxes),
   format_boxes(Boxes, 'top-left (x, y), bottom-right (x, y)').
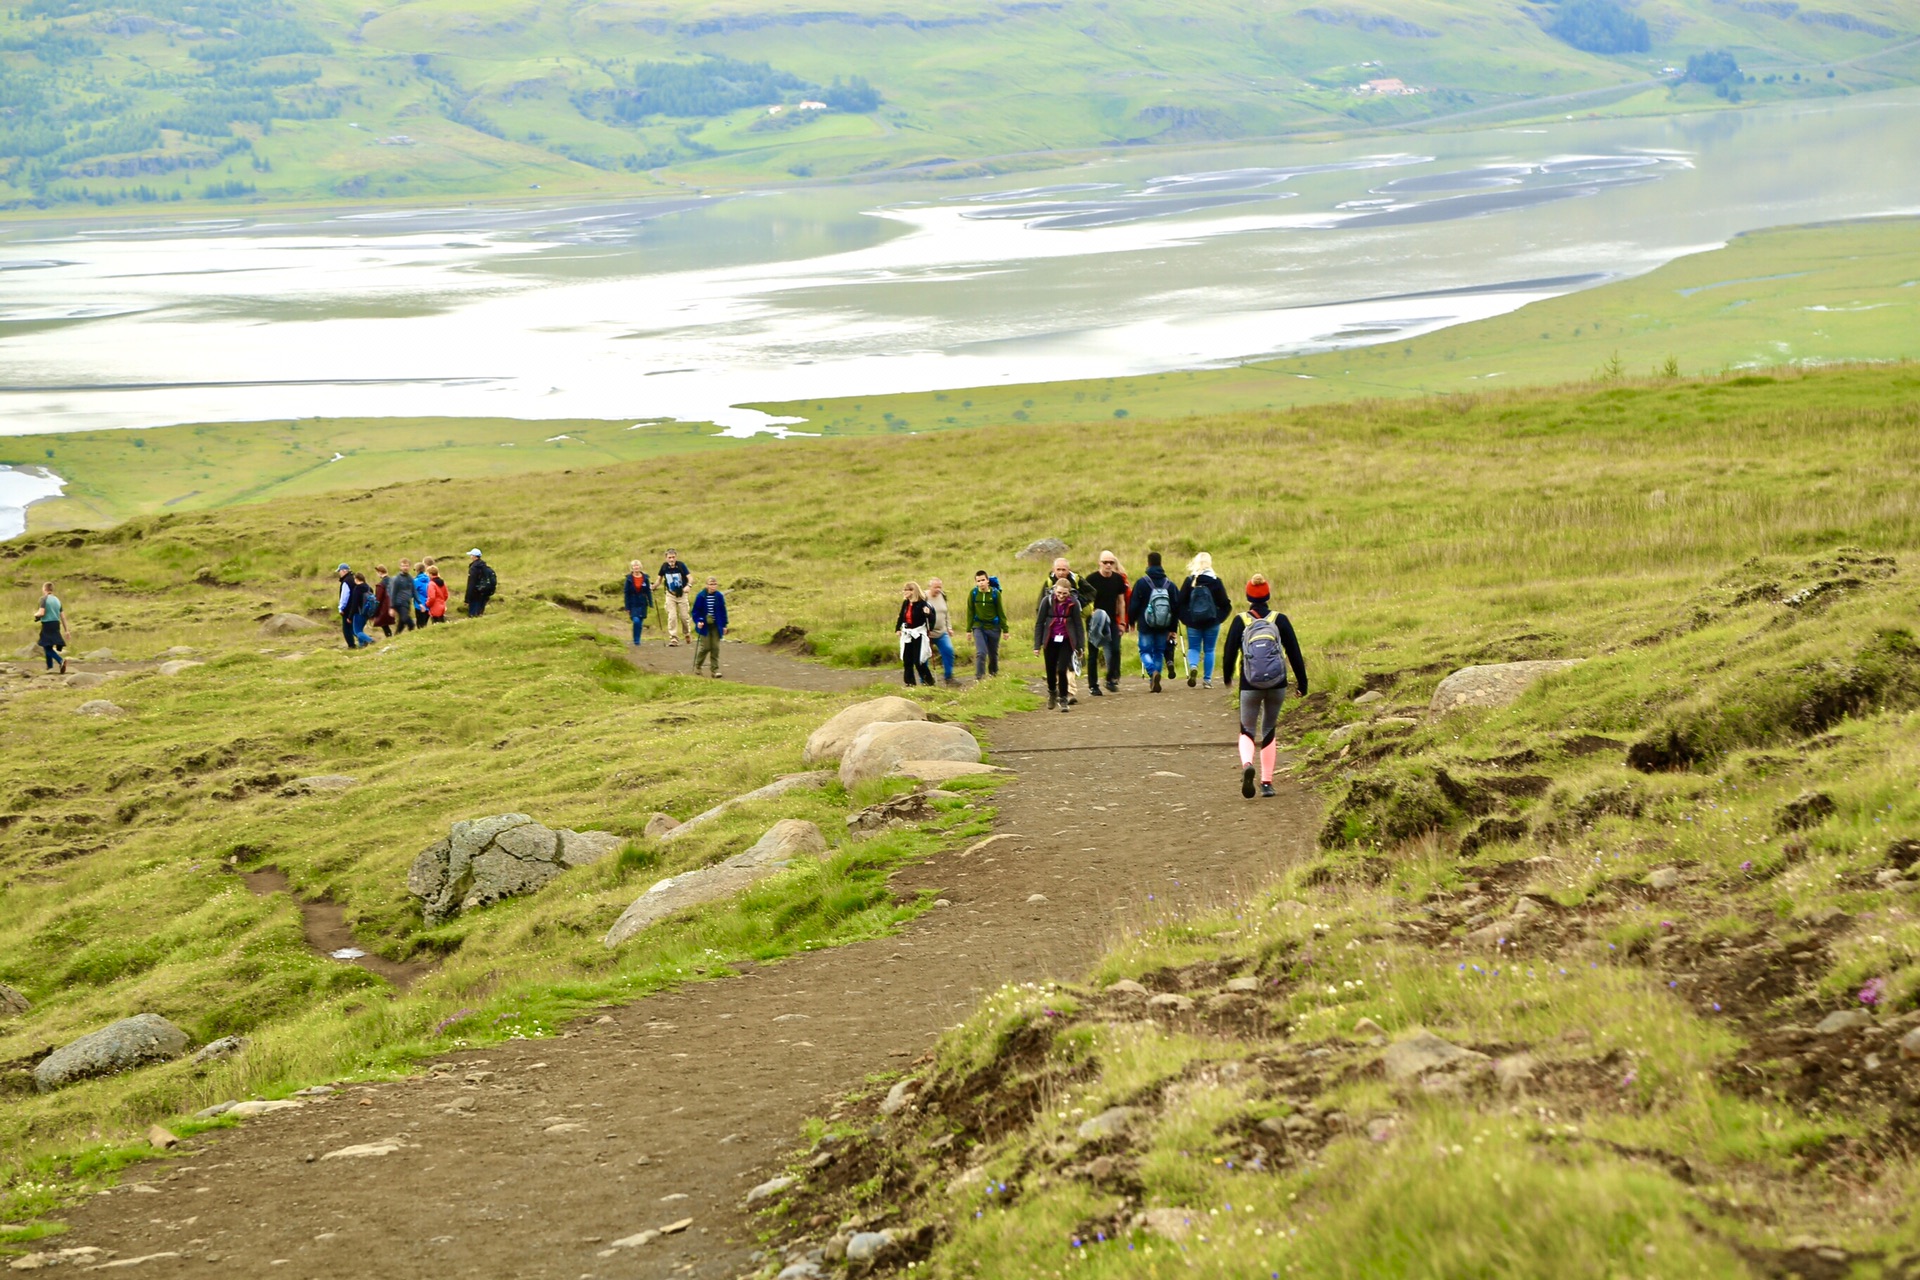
top-left (14, 217), bottom-right (1918, 535)
top-left (3, 361), bottom-right (1919, 1268)
top-left (1, 0), bottom-right (1913, 213)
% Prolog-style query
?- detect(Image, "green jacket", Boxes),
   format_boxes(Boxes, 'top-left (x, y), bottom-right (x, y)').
top-left (966, 586), bottom-right (1007, 633)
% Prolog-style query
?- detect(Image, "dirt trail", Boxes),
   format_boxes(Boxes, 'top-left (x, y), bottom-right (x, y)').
top-left (56, 658), bottom-right (1319, 1278)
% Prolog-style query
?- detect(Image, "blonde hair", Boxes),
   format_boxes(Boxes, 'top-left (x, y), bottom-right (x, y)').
top-left (1188, 551), bottom-right (1214, 577)
top-left (904, 581), bottom-right (925, 601)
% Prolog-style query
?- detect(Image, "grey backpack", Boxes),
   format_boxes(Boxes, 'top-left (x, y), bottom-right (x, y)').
top-left (1241, 614), bottom-right (1288, 690)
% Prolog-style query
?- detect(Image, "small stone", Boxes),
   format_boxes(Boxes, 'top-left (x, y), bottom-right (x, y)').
top-left (156, 659), bottom-right (204, 677)
top-left (1225, 976), bottom-right (1260, 993)
top-left (194, 1100), bottom-right (237, 1119)
top-left (744, 1175), bottom-right (796, 1205)
top-left (147, 1124), bottom-right (178, 1150)
top-left (609, 1229), bottom-right (659, 1250)
top-left (933, 898), bottom-right (952, 907)
top-left (1875, 869), bottom-right (1909, 887)
top-left (292, 1085), bottom-right (335, 1097)
top-left (192, 1035), bottom-right (247, 1065)
top-left (1381, 1030), bottom-right (1491, 1083)
top-left (879, 1077), bottom-right (921, 1116)
top-left (0, 983), bottom-right (28, 1017)
top-left (1899, 1027), bottom-right (1920, 1060)
top-left (1076, 1106), bottom-right (1137, 1140)
top-left (1353, 689), bottom-right (1385, 704)
top-left (74, 699), bottom-right (126, 717)
top-left (776, 1264), bottom-right (823, 1280)
top-left (644, 812), bottom-right (681, 840)
top-left (1494, 1055), bottom-right (1536, 1096)
top-left (1511, 896), bottom-right (1546, 916)
top-left (1802, 906), bottom-right (1849, 927)
top-left (1106, 979), bottom-right (1149, 997)
top-left (1139, 1208), bottom-right (1194, 1242)
top-left (441, 1096), bottom-right (476, 1115)
top-left (544, 1122), bottom-right (586, 1134)
top-left (659, 1218), bottom-right (692, 1235)
top-left (1647, 868), bottom-right (1681, 891)
top-left (773, 1013), bottom-right (810, 1023)
top-left (1026, 893), bottom-right (1049, 904)
top-left (1015, 537), bottom-right (1070, 562)
top-left (320, 1142), bottom-right (400, 1160)
top-left (1815, 1010), bottom-right (1871, 1035)
top-left (1147, 993), bottom-right (1194, 1013)
top-left (1353, 1017), bottom-right (1386, 1037)
top-left (226, 1099), bottom-right (305, 1118)
top-left (845, 1230), bottom-right (894, 1262)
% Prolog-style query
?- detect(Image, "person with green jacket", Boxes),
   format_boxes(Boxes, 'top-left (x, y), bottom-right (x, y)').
top-left (967, 569), bottom-right (1007, 680)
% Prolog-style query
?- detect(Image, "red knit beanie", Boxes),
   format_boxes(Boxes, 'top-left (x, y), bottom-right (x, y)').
top-left (1246, 579), bottom-right (1271, 601)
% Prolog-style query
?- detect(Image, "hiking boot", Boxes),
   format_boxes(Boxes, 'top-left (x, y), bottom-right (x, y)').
top-left (1150, 673), bottom-right (1161, 692)
top-left (1188, 669), bottom-right (1197, 688)
top-left (1242, 765), bottom-right (1257, 799)
top-left (1068, 694), bottom-right (1078, 705)
top-left (1089, 685), bottom-right (1103, 697)
top-left (1261, 781), bottom-right (1276, 798)
top-left (1047, 696), bottom-right (1057, 710)
top-left (1058, 701), bottom-right (1071, 713)
top-left (1105, 682), bottom-right (1119, 694)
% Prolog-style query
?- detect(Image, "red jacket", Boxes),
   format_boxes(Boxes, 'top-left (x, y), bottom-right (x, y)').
top-left (427, 578), bottom-right (449, 618)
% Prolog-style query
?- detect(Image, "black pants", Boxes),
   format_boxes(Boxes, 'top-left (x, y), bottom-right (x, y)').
top-left (902, 636), bottom-right (933, 686)
top-left (39, 621), bottom-right (64, 669)
top-left (340, 615), bottom-right (356, 648)
top-left (467, 599), bottom-right (487, 617)
top-left (393, 603), bottom-right (415, 632)
top-left (1044, 639), bottom-right (1073, 700)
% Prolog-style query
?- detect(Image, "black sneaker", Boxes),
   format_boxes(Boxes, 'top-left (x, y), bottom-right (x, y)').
top-left (1105, 683), bottom-right (1119, 694)
top-left (1261, 782), bottom-right (1276, 798)
top-left (1188, 669), bottom-right (1197, 688)
top-left (1089, 685), bottom-right (1103, 697)
top-left (1242, 765), bottom-right (1257, 799)
top-left (1059, 702), bottom-right (1071, 713)
top-left (1068, 694), bottom-right (1079, 705)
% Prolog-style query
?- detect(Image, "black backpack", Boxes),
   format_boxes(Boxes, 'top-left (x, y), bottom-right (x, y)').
top-left (1186, 578), bottom-right (1221, 627)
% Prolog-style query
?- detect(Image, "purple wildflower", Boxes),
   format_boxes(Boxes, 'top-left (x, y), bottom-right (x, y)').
top-left (1860, 978), bottom-right (1887, 1007)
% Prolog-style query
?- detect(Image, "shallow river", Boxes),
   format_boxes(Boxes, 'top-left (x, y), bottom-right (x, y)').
top-left (2, 89), bottom-right (1919, 441)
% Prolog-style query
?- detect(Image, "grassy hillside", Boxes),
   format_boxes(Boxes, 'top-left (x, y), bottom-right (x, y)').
top-left (1, 364), bottom-right (1916, 1265)
top-left (1, 0), bottom-right (1914, 211)
top-left (10, 217), bottom-right (1916, 532)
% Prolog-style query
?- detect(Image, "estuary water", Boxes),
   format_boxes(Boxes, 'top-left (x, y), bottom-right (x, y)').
top-left (2, 89), bottom-right (1918, 442)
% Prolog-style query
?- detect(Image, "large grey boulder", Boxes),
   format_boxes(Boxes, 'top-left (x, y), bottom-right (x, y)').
top-left (840, 721), bottom-right (982, 787)
top-left (803, 696), bottom-right (927, 765)
top-left (1429, 660), bottom-right (1582, 715)
top-left (408, 816), bottom-right (627, 925)
top-left (605, 820), bottom-right (827, 948)
top-left (34, 1014), bottom-right (189, 1092)
top-left (261, 613), bottom-right (322, 635)
top-left (1016, 538), bottom-right (1069, 561)
top-left (658, 772), bottom-right (832, 843)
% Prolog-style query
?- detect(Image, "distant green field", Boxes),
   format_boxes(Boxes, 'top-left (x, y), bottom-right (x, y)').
top-left (0, 0), bottom-right (1914, 212)
top-left (12, 215), bottom-right (1910, 532)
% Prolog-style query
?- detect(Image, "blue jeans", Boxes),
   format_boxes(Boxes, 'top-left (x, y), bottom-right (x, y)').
top-left (971, 627), bottom-right (1001, 677)
top-left (934, 633), bottom-right (955, 681)
top-left (629, 611), bottom-right (646, 645)
top-left (1187, 624), bottom-right (1220, 681)
top-left (1138, 630), bottom-right (1171, 676)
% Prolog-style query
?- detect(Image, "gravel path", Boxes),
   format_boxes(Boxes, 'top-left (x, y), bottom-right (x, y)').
top-left (56, 656), bottom-right (1319, 1277)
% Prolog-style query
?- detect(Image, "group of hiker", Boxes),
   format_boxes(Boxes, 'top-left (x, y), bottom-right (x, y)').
top-left (917, 549), bottom-right (1310, 798)
top-left (334, 551), bottom-right (491, 649)
top-left (621, 550), bottom-right (729, 677)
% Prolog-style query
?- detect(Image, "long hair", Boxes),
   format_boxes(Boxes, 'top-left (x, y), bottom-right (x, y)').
top-left (1188, 551), bottom-right (1214, 578)
top-left (904, 581), bottom-right (925, 602)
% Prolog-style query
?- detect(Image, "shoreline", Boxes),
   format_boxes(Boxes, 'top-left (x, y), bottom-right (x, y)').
top-left (0, 464), bottom-right (66, 539)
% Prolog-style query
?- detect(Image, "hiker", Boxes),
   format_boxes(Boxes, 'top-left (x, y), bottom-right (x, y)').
top-left (425, 565), bottom-right (449, 623)
top-left (896, 582), bottom-right (935, 687)
top-left (1178, 551), bottom-right (1232, 688)
top-left (335, 565), bottom-right (358, 648)
top-left (967, 569), bottom-right (1006, 680)
top-left (1033, 557), bottom-right (1092, 703)
top-left (926, 577), bottom-right (958, 686)
top-left (658, 549), bottom-right (693, 646)
top-left (1220, 574), bottom-right (1309, 799)
top-left (347, 571), bottom-right (375, 648)
top-left (1032, 578), bottom-right (1084, 712)
top-left (1085, 550), bottom-right (1130, 695)
top-left (33, 581), bottom-right (69, 674)
top-left (371, 564), bottom-right (395, 637)
top-left (413, 558), bottom-right (433, 626)
top-left (1127, 551), bottom-right (1182, 692)
top-left (622, 560), bottom-right (654, 646)
top-left (465, 549), bottom-right (496, 618)
top-left (388, 560), bottom-right (416, 634)
top-left (691, 575), bottom-right (727, 678)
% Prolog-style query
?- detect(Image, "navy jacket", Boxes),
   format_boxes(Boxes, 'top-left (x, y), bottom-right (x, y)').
top-left (1178, 573), bottom-right (1232, 629)
top-left (1127, 568), bottom-right (1181, 634)
top-left (692, 589), bottom-right (727, 634)
top-left (623, 572), bottom-right (653, 615)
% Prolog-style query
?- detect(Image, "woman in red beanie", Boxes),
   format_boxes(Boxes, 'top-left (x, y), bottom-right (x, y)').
top-left (1219, 574), bottom-right (1309, 798)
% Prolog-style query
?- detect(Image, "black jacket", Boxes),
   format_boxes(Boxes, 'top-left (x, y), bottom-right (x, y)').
top-left (1032, 593), bottom-right (1087, 653)
top-left (1127, 567), bottom-right (1181, 634)
top-left (658, 560), bottom-right (693, 597)
top-left (1178, 573), bottom-right (1232, 629)
top-left (465, 558), bottom-right (497, 605)
top-left (896, 599), bottom-right (933, 631)
top-left (1220, 604), bottom-right (1309, 694)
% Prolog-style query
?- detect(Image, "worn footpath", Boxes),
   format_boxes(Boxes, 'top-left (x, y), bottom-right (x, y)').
top-left (53, 651), bottom-right (1318, 1277)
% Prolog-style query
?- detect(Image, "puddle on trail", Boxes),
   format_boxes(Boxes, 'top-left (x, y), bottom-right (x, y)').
top-left (242, 865), bottom-right (433, 989)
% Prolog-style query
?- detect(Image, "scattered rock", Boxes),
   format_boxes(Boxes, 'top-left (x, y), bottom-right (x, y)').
top-left (63, 671), bottom-right (112, 689)
top-left (1381, 1030), bottom-right (1490, 1085)
top-left (1494, 1055), bottom-right (1536, 1096)
top-left (1353, 689), bottom-right (1385, 705)
top-left (407, 815), bottom-right (625, 925)
top-left (0, 983), bottom-right (28, 1017)
top-left (839, 721), bottom-right (983, 787)
top-left (1015, 537), bottom-right (1070, 562)
top-left (1076, 1106), bottom-right (1137, 1140)
top-left (147, 1124), bottom-right (178, 1150)
top-left (1147, 993), bottom-right (1194, 1014)
top-left (658, 772), bottom-right (832, 842)
top-left (1801, 906), bottom-right (1850, 928)
top-left (1226, 976), bottom-right (1260, 994)
top-left (776, 1263), bottom-right (823, 1280)
top-left (261, 613), bottom-right (322, 635)
top-left (33, 1014), bottom-right (190, 1092)
top-left (1429, 660), bottom-right (1583, 714)
top-left (847, 792), bottom-right (938, 835)
top-left (845, 1231), bottom-right (894, 1263)
top-left (744, 1175), bottom-right (797, 1205)
top-left (321, 1141), bottom-right (400, 1160)
top-left (81, 649), bottom-right (114, 661)
top-left (1777, 791), bottom-right (1838, 833)
top-left (225, 1099), bottom-right (305, 1118)
top-left (74, 699), bottom-right (126, 717)
top-left (194, 1101), bottom-right (237, 1119)
top-left (610, 1228), bottom-right (660, 1249)
top-left (889, 759), bottom-right (1000, 783)
top-left (1899, 1027), bottom-right (1920, 1060)
top-left (9, 1246), bottom-right (106, 1270)
top-left (281, 775), bottom-right (357, 796)
top-left (1816, 1010), bottom-right (1871, 1035)
top-left (1138, 1208), bottom-right (1195, 1241)
top-left (1353, 1016), bottom-right (1386, 1037)
top-left (644, 812), bottom-right (681, 840)
top-left (1026, 893), bottom-right (1049, 904)
top-left (1106, 979), bottom-right (1149, 997)
top-left (804, 696), bottom-right (928, 765)
top-left (1325, 722), bottom-right (1362, 747)
top-left (156, 660), bottom-right (204, 677)
top-left (604, 820), bottom-right (829, 948)
top-left (879, 1078), bottom-right (921, 1116)
top-left (1647, 867), bottom-right (1682, 891)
